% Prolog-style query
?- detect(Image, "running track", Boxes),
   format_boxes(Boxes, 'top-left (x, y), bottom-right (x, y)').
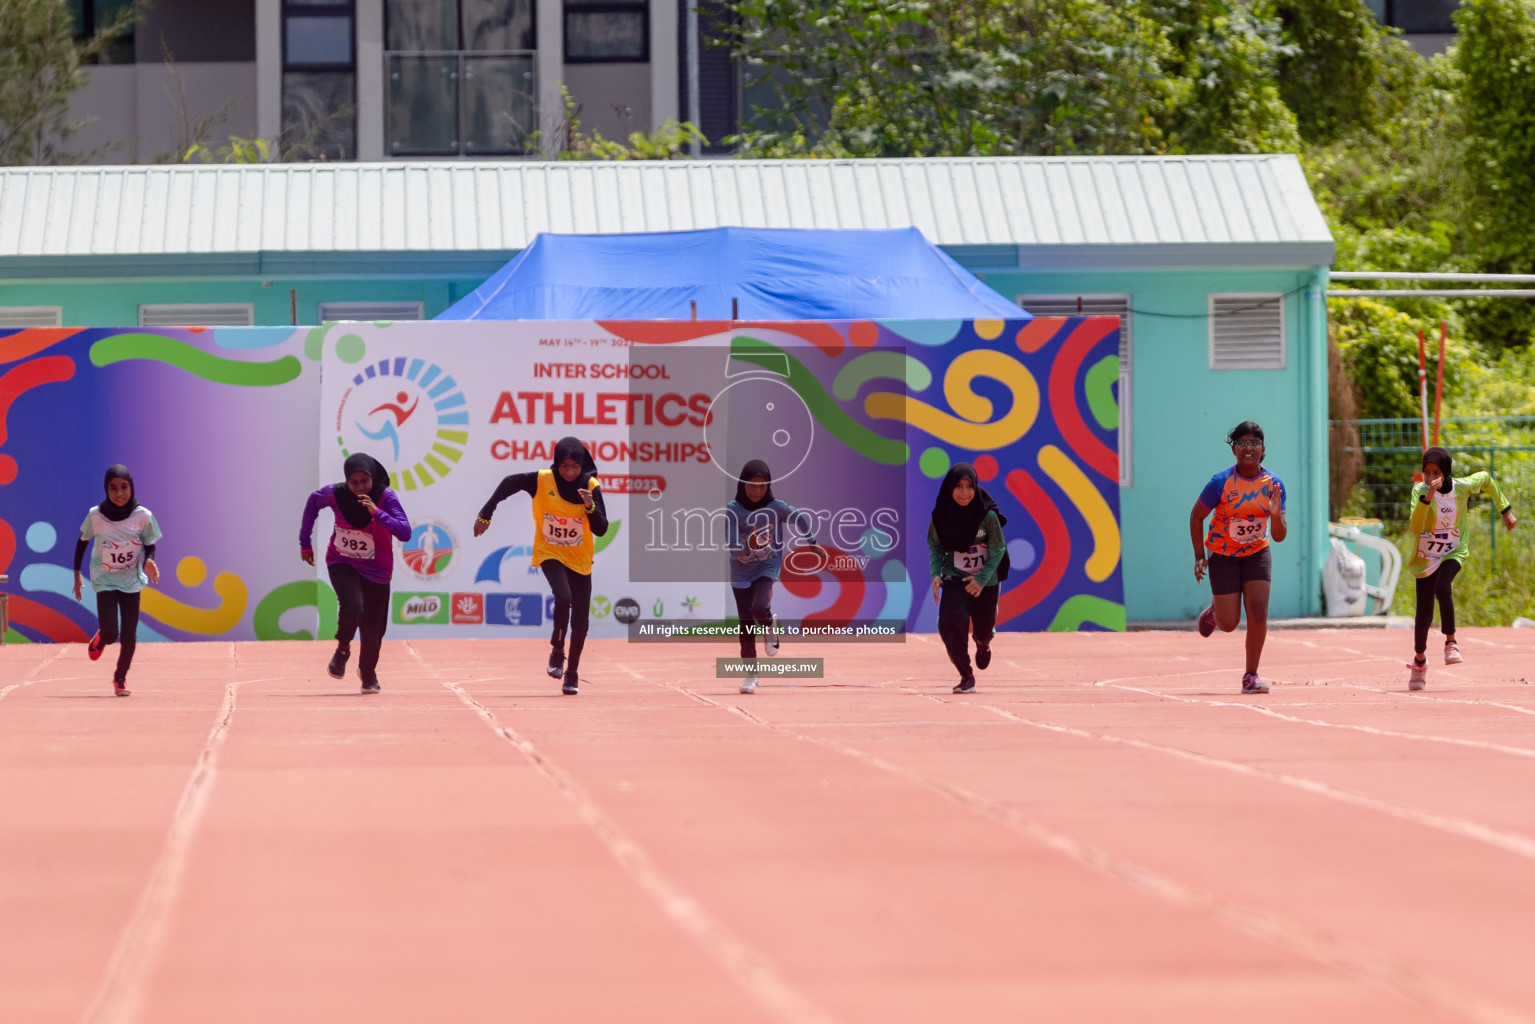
top-left (3, 629), bottom-right (1534, 1023)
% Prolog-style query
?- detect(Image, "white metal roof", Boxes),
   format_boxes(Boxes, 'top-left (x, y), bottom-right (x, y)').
top-left (0, 155), bottom-right (1332, 270)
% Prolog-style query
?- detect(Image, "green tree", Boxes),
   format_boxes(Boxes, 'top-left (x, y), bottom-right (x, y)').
top-left (0, 0), bottom-right (134, 165)
top-left (1273, 0), bottom-right (1389, 143)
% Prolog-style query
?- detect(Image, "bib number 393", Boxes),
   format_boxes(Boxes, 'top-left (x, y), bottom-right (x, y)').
top-left (333, 527), bottom-right (376, 560)
top-left (1231, 517), bottom-right (1267, 543)
top-left (101, 542), bottom-right (139, 572)
top-left (1417, 529), bottom-right (1459, 559)
top-left (542, 513), bottom-right (583, 547)
top-left (954, 544), bottom-right (988, 573)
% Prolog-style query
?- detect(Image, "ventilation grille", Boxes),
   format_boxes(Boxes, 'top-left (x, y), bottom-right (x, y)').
top-left (318, 301), bottom-right (424, 322)
top-left (139, 304), bottom-right (254, 327)
top-left (0, 306), bottom-right (63, 328)
top-left (1210, 295), bottom-right (1285, 370)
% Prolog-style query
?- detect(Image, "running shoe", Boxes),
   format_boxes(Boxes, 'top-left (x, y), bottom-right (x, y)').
top-left (739, 674), bottom-right (758, 694)
top-left (113, 681), bottom-right (130, 697)
top-left (562, 671), bottom-right (579, 696)
top-left (88, 631), bottom-right (105, 661)
top-left (1197, 605), bottom-right (1216, 638)
top-left (327, 645), bottom-right (350, 680)
top-left (1444, 641), bottom-right (1463, 665)
top-left (359, 666), bottom-right (380, 694)
top-left (1407, 660), bottom-right (1428, 690)
top-left (952, 676), bottom-right (976, 694)
top-left (547, 646), bottom-right (565, 679)
top-left (764, 614), bottom-right (781, 657)
top-left (1241, 673), bottom-right (1269, 694)
top-left (975, 644), bottom-right (992, 670)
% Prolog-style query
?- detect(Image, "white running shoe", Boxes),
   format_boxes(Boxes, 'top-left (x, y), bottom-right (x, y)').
top-left (739, 675), bottom-right (758, 694)
top-left (764, 615), bottom-right (781, 657)
top-left (1444, 641), bottom-right (1463, 665)
top-left (1407, 660), bottom-right (1428, 690)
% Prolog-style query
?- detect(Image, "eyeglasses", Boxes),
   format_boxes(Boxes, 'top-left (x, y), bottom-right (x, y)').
top-left (1232, 440), bottom-right (1263, 450)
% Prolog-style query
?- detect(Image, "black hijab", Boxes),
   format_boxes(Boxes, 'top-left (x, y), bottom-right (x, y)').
top-left (734, 459), bottom-right (775, 512)
top-left (932, 463), bottom-right (1003, 551)
top-left (333, 453), bottom-right (388, 529)
top-left (1423, 446), bottom-right (1454, 493)
top-left (98, 464), bottom-right (139, 523)
top-left (552, 436), bottom-right (599, 505)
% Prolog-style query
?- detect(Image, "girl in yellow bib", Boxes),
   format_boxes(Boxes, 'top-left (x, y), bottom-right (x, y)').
top-left (474, 437), bottom-right (608, 694)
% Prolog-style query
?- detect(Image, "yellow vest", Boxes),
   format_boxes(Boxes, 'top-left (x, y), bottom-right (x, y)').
top-left (530, 468), bottom-right (600, 574)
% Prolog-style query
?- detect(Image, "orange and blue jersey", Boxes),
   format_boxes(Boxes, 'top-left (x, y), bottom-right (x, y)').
top-left (1198, 464), bottom-right (1286, 557)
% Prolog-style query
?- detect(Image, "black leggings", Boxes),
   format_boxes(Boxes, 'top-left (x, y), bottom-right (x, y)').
top-left (543, 561), bottom-right (592, 676)
top-left (96, 590), bottom-right (141, 684)
top-left (732, 578), bottom-right (774, 659)
top-left (937, 579), bottom-right (999, 680)
top-left (1414, 560), bottom-right (1461, 656)
top-left (329, 562), bottom-right (391, 684)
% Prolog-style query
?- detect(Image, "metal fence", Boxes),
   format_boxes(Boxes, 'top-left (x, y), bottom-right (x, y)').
top-left (1335, 416), bottom-right (1534, 557)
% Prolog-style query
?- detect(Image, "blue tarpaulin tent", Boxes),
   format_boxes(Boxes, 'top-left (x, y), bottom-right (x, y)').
top-left (436, 227), bottom-right (1028, 321)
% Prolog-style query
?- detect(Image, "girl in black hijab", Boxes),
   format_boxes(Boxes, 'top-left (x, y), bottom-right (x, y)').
top-left (299, 452), bottom-right (413, 693)
top-left (928, 463), bottom-right (1009, 693)
top-left (474, 437), bottom-right (608, 695)
top-left (725, 459), bottom-right (823, 694)
top-left (72, 465), bottom-right (162, 696)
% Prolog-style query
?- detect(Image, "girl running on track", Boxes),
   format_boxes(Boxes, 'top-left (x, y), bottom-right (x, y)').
top-left (1190, 421), bottom-right (1287, 695)
top-left (300, 453), bottom-right (412, 694)
top-left (725, 459), bottom-right (823, 695)
top-left (1405, 446), bottom-right (1517, 690)
top-left (474, 436), bottom-right (607, 696)
top-left (928, 463), bottom-right (1009, 695)
top-left (72, 464), bottom-right (161, 697)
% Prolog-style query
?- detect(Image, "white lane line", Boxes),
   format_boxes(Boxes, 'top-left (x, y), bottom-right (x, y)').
top-left (0, 644), bottom-right (70, 701)
top-left (80, 663), bottom-right (253, 1024)
top-left (1102, 682), bottom-right (1535, 762)
top-left (651, 680), bottom-right (1528, 1024)
top-left (973, 701), bottom-right (1535, 862)
top-left (419, 646), bottom-right (840, 1024)
top-left (1339, 683), bottom-right (1535, 717)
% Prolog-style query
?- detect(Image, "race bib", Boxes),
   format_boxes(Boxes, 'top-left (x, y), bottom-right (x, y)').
top-left (954, 543), bottom-right (989, 573)
top-left (1230, 517), bottom-right (1267, 543)
top-left (542, 512), bottom-right (584, 547)
top-left (100, 541), bottom-right (139, 573)
top-left (1417, 529), bottom-right (1460, 560)
top-left (333, 526), bottom-right (376, 560)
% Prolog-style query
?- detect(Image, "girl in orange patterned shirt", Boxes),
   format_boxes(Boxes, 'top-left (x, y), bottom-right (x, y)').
top-left (1189, 421), bottom-right (1287, 694)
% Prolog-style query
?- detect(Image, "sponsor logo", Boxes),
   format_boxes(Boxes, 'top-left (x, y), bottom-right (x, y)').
top-left (451, 592), bottom-right (484, 625)
top-left (487, 593), bottom-right (544, 626)
top-left (681, 595), bottom-right (701, 617)
top-left (590, 595), bottom-right (612, 619)
top-left (651, 598), bottom-right (664, 618)
top-left (613, 597), bottom-right (641, 624)
top-left (336, 357), bottom-right (467, 492)
top-left (393, 592), bottom-right (449, 624)
top-left (401, 518), bottom-right (458, 582)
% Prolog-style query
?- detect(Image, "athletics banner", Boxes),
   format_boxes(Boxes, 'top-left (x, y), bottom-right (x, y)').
top-left (1, 318), bottom-right (1123, 644)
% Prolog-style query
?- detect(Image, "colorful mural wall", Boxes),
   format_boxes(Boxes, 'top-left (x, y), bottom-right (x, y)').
top-left (0, 317), bottom-right (1121, 643)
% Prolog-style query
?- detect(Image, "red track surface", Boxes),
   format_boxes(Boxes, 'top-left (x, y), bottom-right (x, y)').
top-left (3, 628), bottom-right (1534, 1023)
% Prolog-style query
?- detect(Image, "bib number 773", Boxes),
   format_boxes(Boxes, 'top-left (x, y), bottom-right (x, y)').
top-left (1417, 530), bottom-right (1459, 559)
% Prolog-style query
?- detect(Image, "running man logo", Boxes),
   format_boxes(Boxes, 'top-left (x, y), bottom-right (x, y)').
top-left (401, 519), bottom-right (458, 582)
top-left (393, 592), bottom-right (449, 624)
top-left (336, 357), bottom-right (468, 492)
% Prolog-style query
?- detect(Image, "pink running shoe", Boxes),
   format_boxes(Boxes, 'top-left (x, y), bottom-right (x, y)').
top-left (1444, 641), bottom-right (1463, 665)
top-left (1407, 660), bottom-right (1428, 691)
top-left (87, 631), bottom-right (104, 661)
top-left (1241, 673), bottom-right (1268, 694)
top-left (1198, 605), bottom-right (1216, 638)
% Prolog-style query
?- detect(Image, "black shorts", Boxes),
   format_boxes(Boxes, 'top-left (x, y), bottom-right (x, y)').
top-left (1207, 547), bottom-right (1272, 596)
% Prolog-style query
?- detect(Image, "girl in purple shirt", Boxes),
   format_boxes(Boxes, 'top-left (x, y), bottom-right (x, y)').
top-left (300, 453), bottom-right (411, 693)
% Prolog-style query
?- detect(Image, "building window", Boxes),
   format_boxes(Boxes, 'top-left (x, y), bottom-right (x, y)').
top-left (318, 301), bottom-right (424, 322)
top-left (565, 0), bottom-right (648, 62)
top-left (282, 0), bottom-right (357, 160)
top-left (0, 306), bottom-right (64, 328)
top-left (139, 304), bottom-right (255, 328)
top-left (1366, 0), bottom-right (1460, 34)
top-left (1209, 295), bottom-right (1285, 371)
top-left (386, 0), bottom-right (537, 157)
top-left (69, 0), bottom-right (135, 64)
top-left (1018, 295), bottom-right (1133, 486)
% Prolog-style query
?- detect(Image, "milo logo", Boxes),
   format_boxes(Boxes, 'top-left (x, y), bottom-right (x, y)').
top-left (393, 592), bottom-right (449, 624)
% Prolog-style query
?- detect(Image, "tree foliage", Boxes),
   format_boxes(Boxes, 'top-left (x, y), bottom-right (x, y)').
top-left (0, 0), bottom-right (133, 165)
